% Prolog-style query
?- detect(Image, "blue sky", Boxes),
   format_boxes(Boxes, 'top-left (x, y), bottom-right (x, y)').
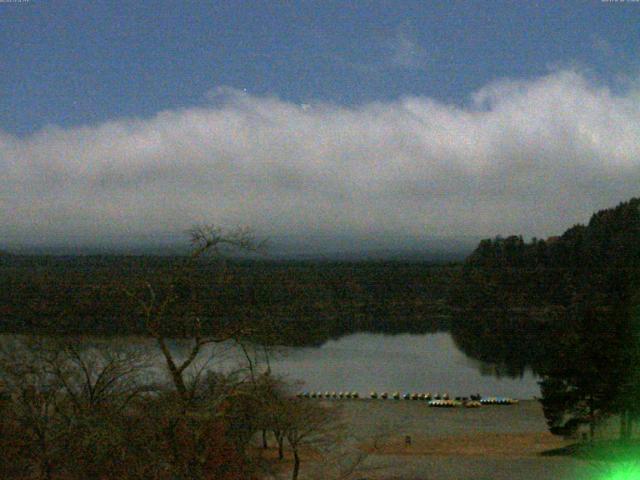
top-left (1, 1), bottom-right (640, 252)
top-left (2, 1), bottom-right (638, 135)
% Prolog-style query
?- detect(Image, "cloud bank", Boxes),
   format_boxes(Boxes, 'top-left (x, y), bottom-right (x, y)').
top-left (2, 69), bottom-right (640, 251)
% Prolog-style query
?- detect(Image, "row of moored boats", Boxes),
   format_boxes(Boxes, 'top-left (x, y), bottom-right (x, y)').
top-left (296, 391), bottom-right (518, 407)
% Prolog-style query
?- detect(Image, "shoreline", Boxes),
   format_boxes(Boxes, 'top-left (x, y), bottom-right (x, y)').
top-left (318, 399), bottom-right (592, 479)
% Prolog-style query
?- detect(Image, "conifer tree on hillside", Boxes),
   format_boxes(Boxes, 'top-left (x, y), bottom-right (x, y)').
top-left (458, 197), bottom-right (640, 439)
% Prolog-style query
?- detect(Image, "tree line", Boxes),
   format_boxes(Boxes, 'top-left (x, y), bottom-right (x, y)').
top-left (0, 252), bottom-right (455, 345)
top-left (452, 198), bottom-right (640, 440)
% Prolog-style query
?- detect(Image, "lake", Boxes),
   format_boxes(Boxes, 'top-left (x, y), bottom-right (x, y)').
top-left (153, 331), bottom-right (541, 399)
top-left (0, 331), bottom-right (542, 399)
top-left (267, 332), bottom-right (540, 399)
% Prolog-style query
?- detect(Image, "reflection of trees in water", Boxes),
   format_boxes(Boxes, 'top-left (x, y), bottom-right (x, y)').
top-left (277, 310), bottom-right (547, 382)
top-left (449, 312), bottom-right (551, 379)
top-left (2, 315), bottom-right (541, 384)
top-left (270, 311), bottom-right (452, 348)
top-left (471, 357), bottom-right (529, 379)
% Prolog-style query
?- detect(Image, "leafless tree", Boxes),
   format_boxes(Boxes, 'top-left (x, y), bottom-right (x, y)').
top-left (306, 425), bottom-right (390, 480)
top-left (187, 224), bottom-right (267, 259)
top-left (125, 224), bottom-right (266, 406)
top-left (42, 338), bottom-right (151, 414)
top-left (283, 400), bottom-right (340, 480)
top-left (0, 337), bottom-right (69, 480)
top-left (0, 336), bottom-right (157, 480)
top-left (121, 225), bottom-right (272, 480)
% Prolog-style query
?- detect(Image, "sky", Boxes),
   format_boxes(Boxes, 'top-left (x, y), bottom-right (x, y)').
top-left (1, 1), bottom-right (640, 254)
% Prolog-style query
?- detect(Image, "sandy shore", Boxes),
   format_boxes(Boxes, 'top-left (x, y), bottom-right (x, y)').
top-left (298, 399), bottom-right (593, 480)
top-left (362, 431), bottom-right (569, 458)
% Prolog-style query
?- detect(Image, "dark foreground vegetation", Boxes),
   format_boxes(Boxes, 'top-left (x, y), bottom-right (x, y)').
top-left (0, 334), bottom-right (352, 480)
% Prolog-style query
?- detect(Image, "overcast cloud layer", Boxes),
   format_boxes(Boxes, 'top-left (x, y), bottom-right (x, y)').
top-left (2, 69), bottom-right (640, 251)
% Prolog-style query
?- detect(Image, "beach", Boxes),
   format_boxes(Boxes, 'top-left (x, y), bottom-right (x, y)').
top-left (288, 399), bottom-right (596, 480)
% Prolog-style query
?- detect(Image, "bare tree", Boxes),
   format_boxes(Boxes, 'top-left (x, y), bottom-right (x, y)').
top-left (187, 224), bottom-right (267, 259)
top-left (234, 323), bottom-right (286, 450)
top-left (0, 337), bottom-right (69, 480)
top-left (126, 224), bottom-right (266, 406)
top-left (43, 338), bottom-right (151, 415)
top-left (306, 425), bottom-right (390, 480)
top-left (122, 225), bottom-right (270, 480)
top-left (283, 400), bottom-right (339, 480)
top-left (0, 336), bottom-right (156, 480)
top-left (249, 373), bottom-right (292, 459)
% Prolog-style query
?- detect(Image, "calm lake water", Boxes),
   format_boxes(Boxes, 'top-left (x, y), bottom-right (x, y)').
top-left (2, 331), bottom-right (541, 399)
top-left (268, 332), bottom-right (540, 399)
top-left (151, 332), bottom-right (540, 399)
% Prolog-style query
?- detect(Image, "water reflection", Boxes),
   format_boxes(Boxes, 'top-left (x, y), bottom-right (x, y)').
top-left (270, 333), bottom-right (539, 398)
top-left (0, 332), bottom-right (541, 399)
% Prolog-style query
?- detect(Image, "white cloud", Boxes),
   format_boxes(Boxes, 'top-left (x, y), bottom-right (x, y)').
top-left (2, 69), bottom-right (640, 250)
